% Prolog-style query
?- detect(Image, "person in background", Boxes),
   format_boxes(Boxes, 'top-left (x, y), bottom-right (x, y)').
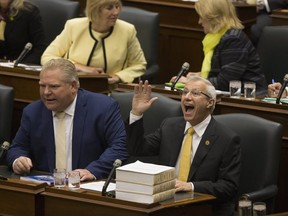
top-left (170, 0), bottom-right (267, 96)
top-left (6, 58), bottom-right (128, 181)
top-left (127, 78), bottom-right (241, 216)
top-left (249, 0), bottom-right (288, 46)
top-left (41, 0), bottom-right (146, 86)
top-left (268, 82), bottom-right (287, 98)
top-left (0, 0), bottom-right (46, 64)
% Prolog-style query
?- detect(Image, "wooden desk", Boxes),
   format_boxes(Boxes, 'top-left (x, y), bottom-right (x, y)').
top-left (0, 166), bottom-right (46, 216)
top-left (0, 166), bottom-right (215, 216)
top-left (0, 66), bottom-right (109, 139)
top-left (120, 0), bottom-right (256, 84)
top-left (42, 187), bottom-right (215, 216)
top-left (271, 9), bottom-right (288, 25)
top-left (0, 66), bottom-right (109, 103)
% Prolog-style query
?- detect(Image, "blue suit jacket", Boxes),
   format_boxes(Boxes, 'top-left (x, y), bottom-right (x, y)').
top-left (7, 89), bottom-right (128, 179)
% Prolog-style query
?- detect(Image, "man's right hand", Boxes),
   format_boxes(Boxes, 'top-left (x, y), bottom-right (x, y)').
top-left (12, 156), bottom-right (33, 175)
top-left (268, 82), bottom-right (282, 98)
top-left (131, 80), bottom-right (158, 116)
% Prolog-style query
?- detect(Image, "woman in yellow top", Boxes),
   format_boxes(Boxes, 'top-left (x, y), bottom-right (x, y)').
top-left (170, 0), bottom-right (267, 96)
top-left (41, 0), bottom-right (146, 85)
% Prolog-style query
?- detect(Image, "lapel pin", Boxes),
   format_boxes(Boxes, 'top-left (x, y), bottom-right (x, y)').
top-left (205, 140), bottom-right (210, 145)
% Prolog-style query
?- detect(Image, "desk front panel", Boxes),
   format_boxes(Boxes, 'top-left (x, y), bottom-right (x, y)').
top-left (0, 175), bottom-right (45, 216)
top-left (42, 188), bottom-right (214, 216)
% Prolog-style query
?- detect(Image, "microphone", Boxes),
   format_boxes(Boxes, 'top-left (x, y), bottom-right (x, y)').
top-left (276, 74), bottom-right (288, 104)
top-left (171, 62), bottom-right (190, 91)
top-left (0, 141), bottom-right (10, 163)
top-left (14, 42), bottom-right (33, 67)
top-left (102, 159), bottom-right (122, 197)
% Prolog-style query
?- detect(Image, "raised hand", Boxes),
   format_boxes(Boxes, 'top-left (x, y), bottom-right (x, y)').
top-left (131, 80), bottom-right (158, 116)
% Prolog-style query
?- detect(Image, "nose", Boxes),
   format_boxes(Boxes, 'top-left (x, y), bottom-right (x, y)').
top-left (112, 6), bottom-right (120, 15)
top-left (43, 86), bottom-right (51, 95)
top-left (183, 92), bottom-right (193, 100)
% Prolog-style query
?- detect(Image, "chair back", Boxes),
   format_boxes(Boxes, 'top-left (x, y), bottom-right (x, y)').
top-left (110, 91), bottom-right (182, 135)
top-left (28, 0), bottom-right (80, 45)
top-left (0, 85), bottom-right (14, 144)
top-left (119, 6), bottom-right (160, 83)
top-left (257, 26), bottom-right (288, 83)
top-left (214, 113), bottom-right (283, 213)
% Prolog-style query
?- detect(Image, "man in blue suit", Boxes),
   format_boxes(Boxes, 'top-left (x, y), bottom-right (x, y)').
top-left (127, 78), bottom-right (241, 215)
top-left (6, 58), bottom-right (128, 181)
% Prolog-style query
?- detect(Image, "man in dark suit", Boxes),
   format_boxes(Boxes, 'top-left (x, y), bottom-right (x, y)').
top-left (250, 0), bottom-right (288, 46)
top-left (6, 59), bottom-right (128, 181)
top-left (127, 77), bottom-right (241, 216)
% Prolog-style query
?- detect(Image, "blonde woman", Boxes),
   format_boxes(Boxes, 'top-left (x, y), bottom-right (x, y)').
top-left (41, 0), bottom-right (146, 85)
top-left (0, 0), bottom-right (46, 64)
top-left (170, 0), bottom-right (267, 96)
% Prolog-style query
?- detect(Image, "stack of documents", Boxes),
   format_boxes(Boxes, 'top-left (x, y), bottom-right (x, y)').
top-left (115, 161), bottom-right (176, 204)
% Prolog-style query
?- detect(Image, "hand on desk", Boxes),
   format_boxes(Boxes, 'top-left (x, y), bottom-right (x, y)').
top-left (13, 156), bottom-right (33, 175)
top-left (268, 82), bottom-right (286, 98)
top-left (175, 180), bottom-right (192, 192)
top-left (75, 63), bottom-right (104, 74)
top-left (74, 168), bottom-right (96, 181)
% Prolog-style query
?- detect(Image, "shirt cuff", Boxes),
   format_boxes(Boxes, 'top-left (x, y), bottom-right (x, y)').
top-left (190, 182), bottom-right (194, 191)
top-left (263, 0), bottom-right (270, 12)
top-left (129, 111), bottom-right (143, 124)
top-left (12, 158), bottom-right (18, 169)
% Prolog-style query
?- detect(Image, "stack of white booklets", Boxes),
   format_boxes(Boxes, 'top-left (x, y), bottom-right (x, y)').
top-left (115, 160), bottom-right (176, 204)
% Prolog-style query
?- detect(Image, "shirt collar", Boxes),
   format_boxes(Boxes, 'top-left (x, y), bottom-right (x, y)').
top-left (53, 94), bottom-right (77, 117)
top-left (185, 114), bottom-right (211, 137)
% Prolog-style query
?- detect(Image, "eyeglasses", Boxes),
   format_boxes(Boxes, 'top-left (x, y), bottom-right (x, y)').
top-left (179, 89), bottom-right (211, 99)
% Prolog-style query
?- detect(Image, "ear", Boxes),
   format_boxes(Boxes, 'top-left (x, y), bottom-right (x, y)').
top-left (71, 80), bottom-right (78, 93)
top-left (206, 99), bottom-right (214, 109)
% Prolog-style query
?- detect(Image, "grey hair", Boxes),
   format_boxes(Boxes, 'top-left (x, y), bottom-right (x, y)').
top-left (186, 76), bottom-right (216, 112)
top-left (41, 58), bottom-right (80, 88)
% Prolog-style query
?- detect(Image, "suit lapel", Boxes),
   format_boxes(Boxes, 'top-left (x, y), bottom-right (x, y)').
top-left (41, 107), bottom-right (55, 172)
top-left (188, 118), bottom-right (218, 180)
top-left (72, 90), bottom-right (87, 169)
top-left (169, 120), bottom-right (186, 167)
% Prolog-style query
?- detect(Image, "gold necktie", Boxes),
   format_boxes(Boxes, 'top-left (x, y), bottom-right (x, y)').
top-left (0, 20), bottom-right (6, 41)
top-left (55, 112), bottom-right (66, 169)
top-left (178, 127), bottom-right (194, 182)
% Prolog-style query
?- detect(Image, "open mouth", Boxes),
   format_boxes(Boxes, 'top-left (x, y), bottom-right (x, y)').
top-left (185, 105), bottom-right (194, 112)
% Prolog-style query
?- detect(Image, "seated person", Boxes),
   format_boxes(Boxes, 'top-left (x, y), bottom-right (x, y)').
top-left (41, 0), bottom-right (146, 86)
top-left (6, 58), bottom-right (128, 181)
top-left (170, 0), bottom-right (267, 96)
top-left (127, 78), bottom-right (241, 215)
top-left (268, 82), bottom-right (288, 98)
top-left (0, 0), bottom-right (46, 64)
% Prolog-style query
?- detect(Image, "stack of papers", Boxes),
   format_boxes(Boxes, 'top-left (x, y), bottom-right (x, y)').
top-left (0, 62), bottom-right (42, 71)
top-left (80, 181), bottom-right (115, 192)
top-left (262, 98), bottom-right (288, 104)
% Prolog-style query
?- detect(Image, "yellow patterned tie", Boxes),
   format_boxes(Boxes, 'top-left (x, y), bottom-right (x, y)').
top-left (0, 20), bottom-right (6, 41)
top-left (178, 127), bottom-right (194, 182)
top-left (55, 112), bottom-right (66, 169)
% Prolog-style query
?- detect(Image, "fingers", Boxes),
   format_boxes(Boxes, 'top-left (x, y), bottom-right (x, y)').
top-left (13, 157), bottom-right (33, 175)
top-left (170, 76), bottom-right (176, 83)
top-left (175, 180), bottom-right (192, 192)
top-left (74, 169), bottom-right (95, 181)
top-left (134, 80), bottom-right (151, 95)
